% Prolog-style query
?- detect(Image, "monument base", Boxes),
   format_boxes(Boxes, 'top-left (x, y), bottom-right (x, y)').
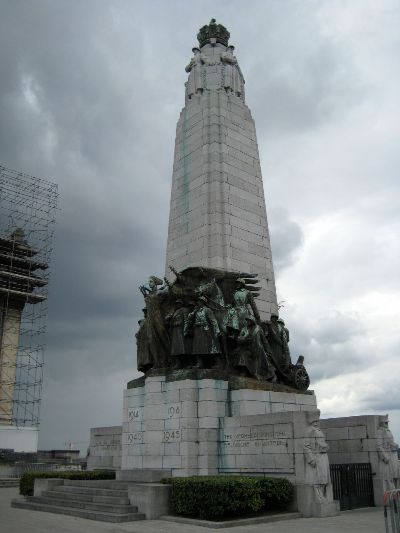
top-left (89, 375), bottom-right (341, 517)
top-left (296, 485), bottom-right (340, 517)
top-left (122, 374), bottom-right (317, 475)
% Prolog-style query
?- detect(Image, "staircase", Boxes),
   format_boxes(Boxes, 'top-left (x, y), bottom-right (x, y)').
top-left (12, 479), bottom-right (146, 523)
top-left (0, 478), bottom-right (19, 487)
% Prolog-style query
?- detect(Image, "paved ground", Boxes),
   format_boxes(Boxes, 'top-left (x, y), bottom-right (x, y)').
top-left (2, 487), bottom-right (386, 533)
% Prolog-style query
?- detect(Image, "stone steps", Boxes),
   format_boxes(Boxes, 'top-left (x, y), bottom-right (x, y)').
top-left (41, 489), bottom-right (130, 505)
top-left (51, 485), bottom-right (128, 497)
top-left (63, 479), bottom-right (132, 489)
top-left (29, 495), bottom-right (136, 513)
top-left (0, 478), bottom-right (19, 487)
top-left (11, 481), bottom-right (146, 523)
top-left (12, 499), bottom-right (145, 522)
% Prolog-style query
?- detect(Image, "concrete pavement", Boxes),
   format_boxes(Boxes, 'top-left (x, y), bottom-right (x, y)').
top-left (3, 487), bottom-right (386, 532)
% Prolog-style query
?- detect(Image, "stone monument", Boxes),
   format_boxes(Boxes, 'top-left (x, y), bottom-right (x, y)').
top-left (165, 18), bottom-right (277, 320)
top-left (86, 16), bottom-right (398, 518)
top-left (85, 19), bottom-right (399, 519)
top-left (109, 20), bottom-right (339, 518)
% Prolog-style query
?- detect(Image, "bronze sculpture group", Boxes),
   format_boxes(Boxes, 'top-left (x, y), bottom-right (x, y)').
top-left (136, 266), bottom-right (310, 390)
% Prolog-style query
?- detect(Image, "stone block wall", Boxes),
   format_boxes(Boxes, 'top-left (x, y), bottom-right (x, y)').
top-left (87, 426), bottom-right (122, 470)
top-left (88, 376), bottom-right (340, 517)
top-left (122, 376), bottom-right (228, 476)
top-left (121, 375), bottom-right (317, 478)
top-left (165, 87), bottom-right (278, 319)
top-left (320, 415), bottom-right (400, 505)
top-left (230, 389), bottom-right (317, 417)
top-left (320, 416), bottom-right (373, 465)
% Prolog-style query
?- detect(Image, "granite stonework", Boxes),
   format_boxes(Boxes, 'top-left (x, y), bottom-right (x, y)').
top-left (165, 34), bottom-right (278, 319)
top-left (320, 415), bottom-right (400, 506)
top-left (84, 20), bottom-right (392, 522)
top-left (87, 373), bottom-right (341, 517)
top-left (116, 374), bottom-right (338, 517)
top-left (121, 375), bottom-right (317, 473)
top-left (87, 425), bottom-right (122, 470)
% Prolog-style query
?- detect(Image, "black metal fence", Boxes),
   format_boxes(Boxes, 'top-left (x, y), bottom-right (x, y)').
top-left (330, 463), bottom-right (374, 510)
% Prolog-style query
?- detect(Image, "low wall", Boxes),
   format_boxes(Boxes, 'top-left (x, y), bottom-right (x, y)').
top-left (87, 425), bottom-right (121, 470)
top-left (0, 463), bottom-right (80, 478)
top-left (0, 426), bottom-right (38, 452)
top-left (321, 415), bottom-right (400, 505)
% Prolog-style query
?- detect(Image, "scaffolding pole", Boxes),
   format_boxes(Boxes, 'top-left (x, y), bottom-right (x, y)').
top-left (0, 164), bottom-right (58, 427)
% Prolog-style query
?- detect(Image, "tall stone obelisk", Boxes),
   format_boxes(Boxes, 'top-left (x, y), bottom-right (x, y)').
top-left (165, 20), bottom-right (278, 319)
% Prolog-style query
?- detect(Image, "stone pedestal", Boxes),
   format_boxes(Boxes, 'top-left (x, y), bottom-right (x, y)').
top-left (87, 373), bottom-right (339, 517)
top-left (295, 485), bottom-right (340, 518)
top-left (121, 374), bottom-right (317, 477)
top-left (116, 373), bottom-right (338, 517)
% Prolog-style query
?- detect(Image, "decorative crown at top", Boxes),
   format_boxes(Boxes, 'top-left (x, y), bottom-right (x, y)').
top-left (197, 18), bottom-right (230, 48)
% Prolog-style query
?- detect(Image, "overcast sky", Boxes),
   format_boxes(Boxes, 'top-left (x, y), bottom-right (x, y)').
top-left (0, 0), bottom-right (399, 452)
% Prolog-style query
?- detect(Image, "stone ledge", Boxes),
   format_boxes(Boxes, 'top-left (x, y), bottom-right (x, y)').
top-left (160, 511), bottom-right (302, 529)
top-left (127, 376), bottom-right (145, 389)
top-left (116, 469), bottom-right (171, 482)
top-left (128, 370), bottom-right (314, 395)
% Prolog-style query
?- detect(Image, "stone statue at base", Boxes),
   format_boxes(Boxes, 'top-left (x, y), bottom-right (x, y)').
top-left (377, 415), bottom-right (399, 490)
top-left (303, 410), bottom-right (331, 502)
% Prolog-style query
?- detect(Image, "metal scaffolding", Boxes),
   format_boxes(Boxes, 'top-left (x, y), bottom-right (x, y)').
top-left (0, 164), bottom-right (58, 427)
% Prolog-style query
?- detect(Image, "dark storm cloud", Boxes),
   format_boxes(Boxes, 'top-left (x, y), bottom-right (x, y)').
top-left (0, 1), bottom-right (175, 447)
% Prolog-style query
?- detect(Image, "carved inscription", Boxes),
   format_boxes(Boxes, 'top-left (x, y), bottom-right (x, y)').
top-left (128, 407), bottom-right (143, 421)
top-left (166, 404), bottom-right (181, 418)
top-left (222, 425), bottom-right (290, 453)
top-left (220, 424), bottom-right (294, 473)
top-left (127, 432), bottom-right (144, 444)
top-left (163, 430), bottom-right (181, 442)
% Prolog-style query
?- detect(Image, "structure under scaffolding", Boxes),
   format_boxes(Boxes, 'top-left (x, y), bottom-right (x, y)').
top-left (0, 164), bottom-right (57, 431)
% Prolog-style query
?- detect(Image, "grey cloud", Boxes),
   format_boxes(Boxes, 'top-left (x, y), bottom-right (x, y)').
top-left (312, 311), bottom-right (365, 345)
top-left (268, 206), bottom-right (304, 272)
top-left (283, 311), bottom-right (367, 382)
top-left (39, 369), bottom-right (133, 450)
top-left (362, 395), bottom-right (400, 413)
top-left (251, 43), bottom-right (365, 137)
